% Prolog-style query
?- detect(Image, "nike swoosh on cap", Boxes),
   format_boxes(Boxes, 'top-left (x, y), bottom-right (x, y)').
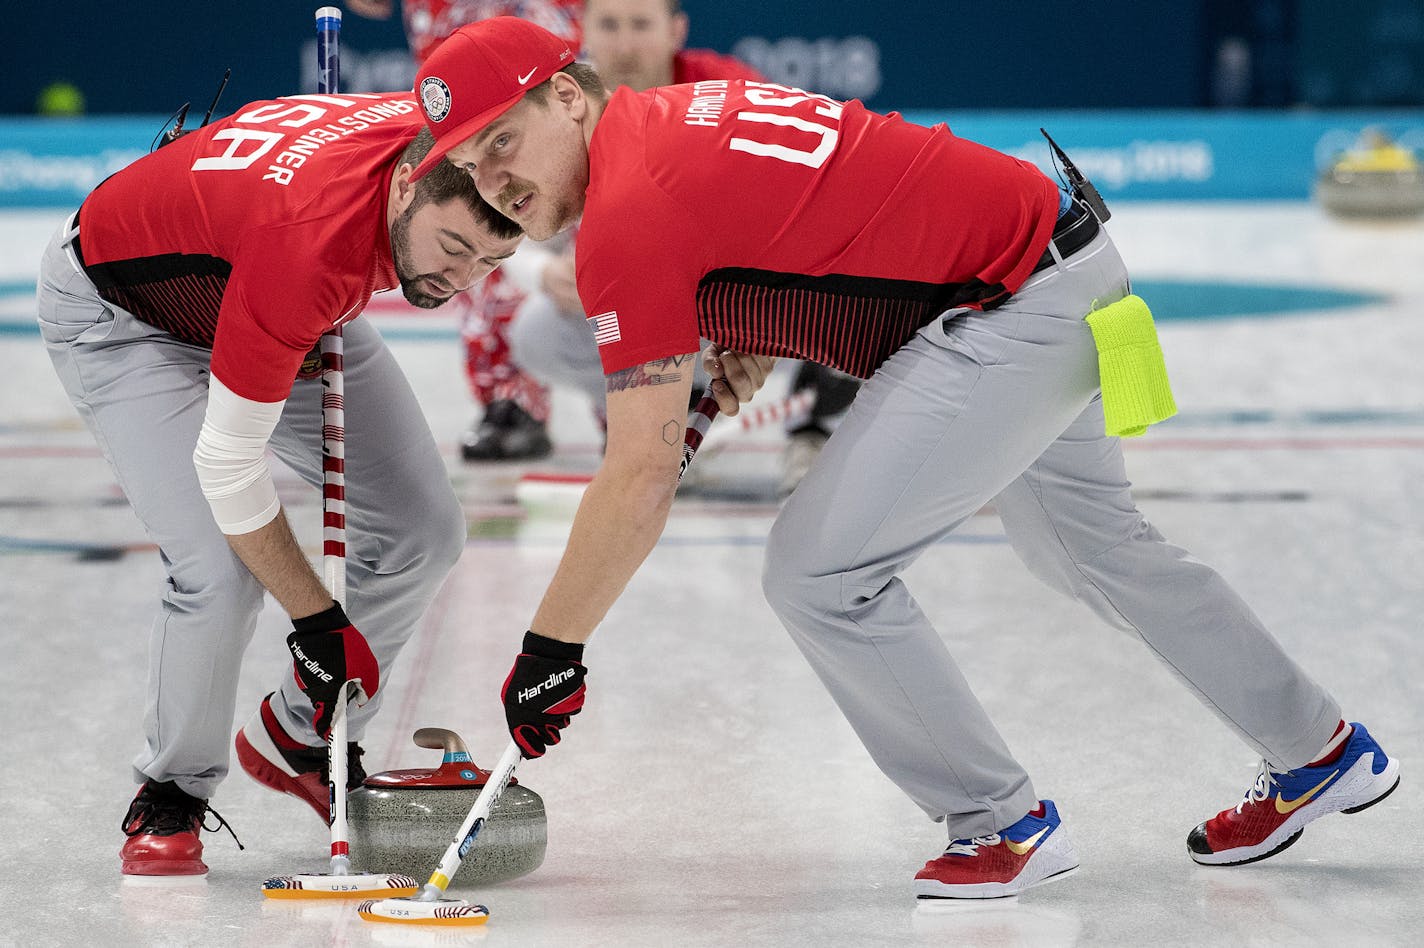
top-left (518, 68), bottom-right (537, 84)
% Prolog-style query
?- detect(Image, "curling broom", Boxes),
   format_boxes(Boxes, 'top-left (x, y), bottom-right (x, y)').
top-left (261, 8), bottom-right (418, 901)
top-left (357, 389), bottom-right (725, 925)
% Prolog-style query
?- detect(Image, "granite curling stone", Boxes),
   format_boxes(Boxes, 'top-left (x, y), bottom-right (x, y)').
top-left (1314, 129), bottom-right (1424, 219)
top-left (347, 727), bottom-right (546, 887)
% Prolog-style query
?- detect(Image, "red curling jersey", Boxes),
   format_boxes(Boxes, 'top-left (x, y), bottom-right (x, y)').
top-left (576, 81), bottom-right (1060, 378)
top-left (76, 92), bottom-right (421, 402)
top-left (672, 49), bottom-right (765, 85)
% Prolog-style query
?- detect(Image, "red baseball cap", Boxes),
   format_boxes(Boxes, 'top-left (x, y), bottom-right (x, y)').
top-left (410, 17), bottom-right (575, 181)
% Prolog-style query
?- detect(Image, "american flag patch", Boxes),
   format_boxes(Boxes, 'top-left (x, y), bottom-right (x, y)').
top-left (588, 310), bottom-right (621, 345)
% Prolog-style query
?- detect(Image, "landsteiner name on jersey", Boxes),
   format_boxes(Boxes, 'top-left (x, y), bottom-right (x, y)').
top-left (189, 94), bottom-right (419, 186)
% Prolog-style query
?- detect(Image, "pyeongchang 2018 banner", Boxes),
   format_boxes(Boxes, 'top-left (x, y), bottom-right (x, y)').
top-left (3, 111), bottom-right (1424, 208)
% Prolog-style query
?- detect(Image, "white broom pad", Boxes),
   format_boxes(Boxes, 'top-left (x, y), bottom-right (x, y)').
top-left (262, 872), bottom-right (418, 899)
top-left (357, 895), bottom-right (491, 925)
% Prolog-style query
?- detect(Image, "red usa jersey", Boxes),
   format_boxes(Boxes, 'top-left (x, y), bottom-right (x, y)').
top-left (576, 81), bottom-right (1060, 378)
top-left (76, 92), bottom-right (421, 402)
top-left (672, 49), bottom-right (764, 85)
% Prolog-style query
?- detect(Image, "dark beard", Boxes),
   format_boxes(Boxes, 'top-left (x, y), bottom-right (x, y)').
top-left (390, 205), bottom-right (450, 309)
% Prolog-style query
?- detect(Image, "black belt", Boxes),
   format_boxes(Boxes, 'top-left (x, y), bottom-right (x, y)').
top-left (1031, 198), bottom-right (1099, 274)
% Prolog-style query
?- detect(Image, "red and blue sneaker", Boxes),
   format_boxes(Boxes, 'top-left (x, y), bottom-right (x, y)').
top-left (914, 800), bottom-right (1079, 899)
top-left (1188, 722), bottom-right (1399, 866)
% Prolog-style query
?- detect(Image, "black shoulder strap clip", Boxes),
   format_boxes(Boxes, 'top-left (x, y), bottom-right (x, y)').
top-left (1040, 128), bottom-right (1111, 223)
top-left (153, 68), bottom-right (232, 151)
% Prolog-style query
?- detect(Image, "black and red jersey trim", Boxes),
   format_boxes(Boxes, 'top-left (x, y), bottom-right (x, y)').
top-left (694, 267), bottom-right (1009, 379)
top-left (83, 252), bottom-right (233, 349)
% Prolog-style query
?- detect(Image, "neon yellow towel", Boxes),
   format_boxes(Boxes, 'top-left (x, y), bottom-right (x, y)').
top-left (1084, 294), bottom-right (1177, 437)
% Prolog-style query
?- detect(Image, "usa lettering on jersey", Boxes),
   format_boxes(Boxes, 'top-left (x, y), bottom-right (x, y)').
top-left (189, 94), bottom-right (418, 186)
top-left (680, 80), bottom-right (844, 171)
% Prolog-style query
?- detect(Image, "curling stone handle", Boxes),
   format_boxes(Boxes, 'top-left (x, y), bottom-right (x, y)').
top-left (413, 727), bottom-right (470, 758)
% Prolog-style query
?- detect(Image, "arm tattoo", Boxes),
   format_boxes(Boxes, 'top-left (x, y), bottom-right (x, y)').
top-left (605, 352), bottom-right (697, 393)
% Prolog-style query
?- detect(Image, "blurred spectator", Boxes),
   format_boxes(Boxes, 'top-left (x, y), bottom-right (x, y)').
top-left (508, 0), bottom-right (862, 492)
top-left (348, 0), bottom-right (582, 461)
top-left (352, 0), bottom-right (860, 480)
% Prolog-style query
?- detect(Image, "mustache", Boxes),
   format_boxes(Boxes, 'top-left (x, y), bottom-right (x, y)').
top-left (496, 180), bottom-right (532, 210)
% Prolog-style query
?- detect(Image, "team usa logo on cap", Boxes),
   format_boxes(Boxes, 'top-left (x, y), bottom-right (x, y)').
top-left (419, 76), bottom-right (452, 123)
top-left (408, 17), bottom-right (577, 181)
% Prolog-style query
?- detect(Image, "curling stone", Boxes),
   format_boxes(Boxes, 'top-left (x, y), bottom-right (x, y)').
top-left (348, 727), bottom-right (545, 888)
top-left (1314, 129), bottom-right (1424, 219)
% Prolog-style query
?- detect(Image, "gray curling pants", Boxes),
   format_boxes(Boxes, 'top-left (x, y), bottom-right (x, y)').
top-left (761, 226), bottom-right (1340, 838)
top-left (36, 224), bottom-right (465, 800)
top-left (508, 290), bottom-right (712, 417)
top-left (507, 292), bottom-right (609, 411)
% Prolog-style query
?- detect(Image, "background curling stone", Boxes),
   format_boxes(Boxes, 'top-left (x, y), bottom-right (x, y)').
top-left (1314, 128), bottom-right (1424, 219)
top-left (348, 727), bottom-right (546, 887)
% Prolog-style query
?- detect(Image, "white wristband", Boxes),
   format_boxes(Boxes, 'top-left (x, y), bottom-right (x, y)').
top-left (192, 377), bottom-right (284, 534)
